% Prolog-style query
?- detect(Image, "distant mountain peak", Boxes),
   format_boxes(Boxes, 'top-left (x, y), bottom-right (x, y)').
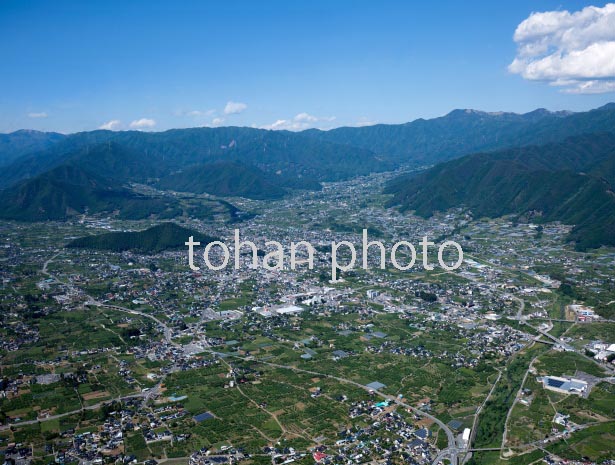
top-left (525, 108), bottom-right (549, 115)
top-left (596, 102), bottom-right (615, 111)
top-left (445, 108), bottom-right (487, 117)
top-left (444, 108), bottom-right (522, 118)
top-left (444, 107), bottom-right (571, 120)
top-left (524, 108), bottom-right (574, 118)
top-left (12, 129), bottom-right (43, 135)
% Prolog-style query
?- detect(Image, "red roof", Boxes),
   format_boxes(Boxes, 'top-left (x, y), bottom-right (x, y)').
top-left (313, 452), bottom-right (327, 462)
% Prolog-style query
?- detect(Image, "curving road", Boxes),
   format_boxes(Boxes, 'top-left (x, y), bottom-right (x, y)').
top-left (39, 256), bottom-right (459, 463)
top-left (203, 349), bottom-right (459, 464)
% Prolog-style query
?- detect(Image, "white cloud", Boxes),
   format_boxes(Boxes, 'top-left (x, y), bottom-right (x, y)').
top-left (201, 117), bottom-right (225, 128)
top-left (183, 109), bottom-right (215, 117)
top-left (28, 112), bottom-right (47, 118)
top-left (559, 80), bottom-right (615, 94)
top-left (99, 119), bottom-right (122, 130)
top-left (294, 112), bottom-right (318, 123)
top-left (509, 3), bottom-right (615, 93)
top-left (223, 101), bottom-right (248, 115)
top-left (129, 118), bottom-right (156, 129)
top-left (262, 119), bottom-right (291, 130)
top-left (262, 112), bottom-right (336, 130)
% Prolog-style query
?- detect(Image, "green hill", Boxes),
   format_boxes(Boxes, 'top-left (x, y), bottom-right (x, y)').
top-left (0, 164), bottom-right (183, 221)
top-left (66, 222), bottom-right (216, 253)
top-left (158, 162), bottom-right (289, 199)
top-left (384, 133), bottom-right (615, 250)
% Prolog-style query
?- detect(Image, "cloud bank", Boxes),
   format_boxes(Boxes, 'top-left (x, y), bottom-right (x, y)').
top-left (224, 101), bottom-right (248, 115)
top-left (99, 119), bottom-right (121, 130)
top-left (509, 3), bottom-right (615, 93)
top-left (129, 118), bottom-right (156, 129)
top-left (262, 113), bottom-right (336, 130)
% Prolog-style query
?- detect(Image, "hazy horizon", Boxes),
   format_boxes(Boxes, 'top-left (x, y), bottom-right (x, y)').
top-left (3, 101), bottom-right (614, 136)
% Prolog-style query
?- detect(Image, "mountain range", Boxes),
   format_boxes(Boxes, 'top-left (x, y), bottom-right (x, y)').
top-left (4, 103), bottom-right (615, 189)
top-left (0, 127), bottom-right (386, 189)
top-left (0, 164), bottom-right (178, 221)
top-left (2, 103), bottom-right (615, 249)
top-left (0, 129), bottom-right (65, 167)
top-left (384, 133), bottom-right (615, 250)
top-left (0, 158), bottom-right (239, 222)
top-left (304, 103), bottom-right (615, 164)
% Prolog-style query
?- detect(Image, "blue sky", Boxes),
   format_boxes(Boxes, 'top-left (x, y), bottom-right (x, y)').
top-left (1, 0), bottom-right (614, 133)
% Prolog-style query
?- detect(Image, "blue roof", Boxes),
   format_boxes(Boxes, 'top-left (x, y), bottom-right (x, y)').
top-left (366, 381), bottom-right (386, 390)
top-left (547, 378), bottom-right (565, 388)
top-left (209, 457), bottom-right (228, 463)
top-left (193, 412), bottom-right (214, 422)
top-left (448, 420), bottom-right (463, 430)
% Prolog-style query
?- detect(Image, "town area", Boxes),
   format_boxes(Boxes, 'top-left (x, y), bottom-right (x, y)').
top-left (2, 172), bottom-right (615, 465)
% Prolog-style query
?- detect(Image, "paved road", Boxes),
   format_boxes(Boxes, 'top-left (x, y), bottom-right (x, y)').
top-left (0, 391), bottom-right (151, 431)
top-left (203, 349), bottom-right (460, 464)
top-left (461, 369), bottom-right (503, 464)
top-left (95, 303), bottom-right (177, 347)
top-left (501, 350), bottom-right (540, 453)
top-left (38, 256), bottom-right (460, 464)
top-left (87, 290), bottom-right (461, 462)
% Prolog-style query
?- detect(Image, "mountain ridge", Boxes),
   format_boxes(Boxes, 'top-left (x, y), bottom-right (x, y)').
top-left (0, 127), bottom-right (389, 189)
top-left (384, 132), bottom-right (615, 250)
top-left (0, 164), bottom-right (188, 221)
top-left (157, 161), bottom-right (300, 199)
top-left (3, 103), bottom-right (614, 189)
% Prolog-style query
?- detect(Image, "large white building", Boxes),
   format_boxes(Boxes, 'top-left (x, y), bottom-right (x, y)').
top-left (539, 376), bottom-right (588, 396)
top-left (461, 428), bottom-right (471, 446)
